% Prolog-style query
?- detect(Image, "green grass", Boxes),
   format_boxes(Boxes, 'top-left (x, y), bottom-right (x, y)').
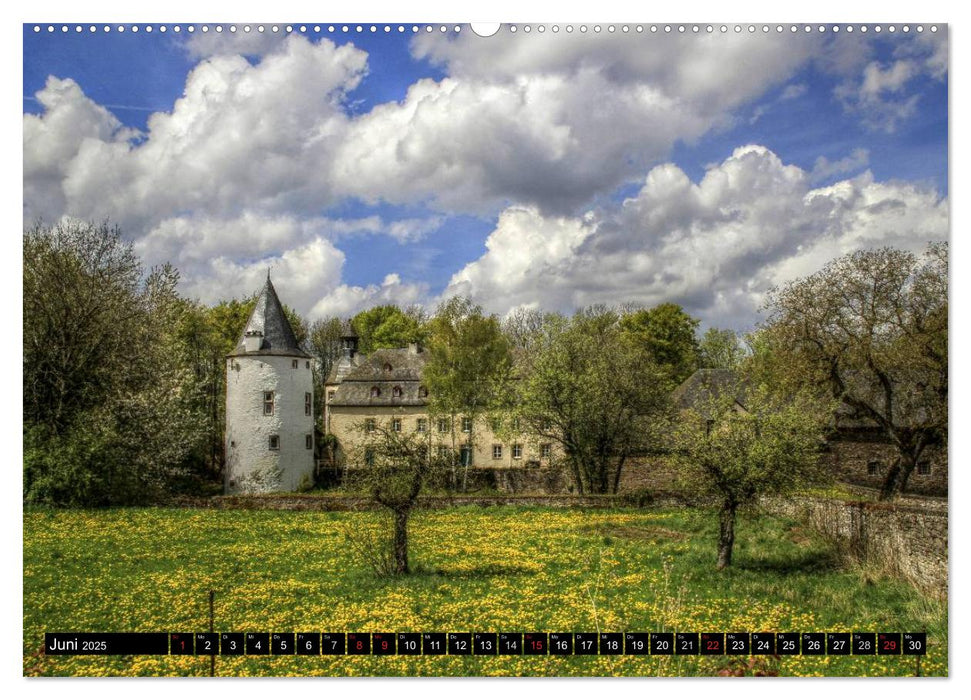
top-left (23, 505), bottom-right (946, 677)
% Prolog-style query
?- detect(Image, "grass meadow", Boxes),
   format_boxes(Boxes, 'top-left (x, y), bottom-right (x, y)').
top-left (23, 505), bottom-right (947, 677)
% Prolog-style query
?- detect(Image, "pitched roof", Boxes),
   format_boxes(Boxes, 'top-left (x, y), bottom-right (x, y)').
top-left (672, 368), bottom-right (747, 415)
top-left (329, 346), bottom-right (429, 406)
top-left (228, 275), bottom-right (310, 358)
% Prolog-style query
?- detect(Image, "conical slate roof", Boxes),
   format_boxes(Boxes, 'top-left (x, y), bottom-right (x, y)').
top-left (228, 275), bottom-right (310, 358)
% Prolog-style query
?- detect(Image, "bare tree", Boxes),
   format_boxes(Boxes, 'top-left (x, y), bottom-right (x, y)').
top-left (344, 420), bottom-right (451, 575)
top-left (764, 243), bottom-right (947, 499)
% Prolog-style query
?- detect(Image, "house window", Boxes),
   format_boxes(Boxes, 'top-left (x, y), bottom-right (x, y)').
top-left (383, 363), bottom-right (393, 372)
top-left (438, 445), bottom-right (450, 459)
top-left (365, 418), bottom-right (376, 433)
top-left (263, 391), bottom-right (275, 415)
top-left (416, 418), bottom-right (427, 433)
top-left (305, 392), bottom-right (312, 416)
top-left (867, 460), bottom-right (880, 476)
top-left (292, 359), bottom-right (299, 369)
top-left (460, 445), bottom-right (473, 467)
top-left (418, 386), bottom-right (429, 398)
top-left (305, 434), bottom-right (313, 450)
top-left (306, 361), bottom-right (311, 369)
top-left (364, 448), bottom-right (375, 467)
top-left (541, 443), bottom-right (552, 459)
top-left (392, 386), bottom-right (403, 398)
top-left (490, 418), bottom-right (502, 432)
top-left (327, 390), bottom-right (336, 402)
top-left (370, 386), bottom-right (381, 398)
top-left (437, 418), bottom-right (450, 433)
top-left (461, 417), bottom-right (473, 433)
top-left (542, 419), bottom-right (553, 431)
top-left (512, 444), bottom-right (523, 460)
top-left (268, 435), bottom-right (280, 450)
top-left (392, 418), bottom-right (402, 432)
top-left (492, 444), bottom-right (503, 460)
top-left (917, 461), bottom-right (932, 475)
top-left (512, 418), bottom-right (521, 432)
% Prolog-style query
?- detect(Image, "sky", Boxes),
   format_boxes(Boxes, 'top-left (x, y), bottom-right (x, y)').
top-left (22, 22), bottom-right (949, 331)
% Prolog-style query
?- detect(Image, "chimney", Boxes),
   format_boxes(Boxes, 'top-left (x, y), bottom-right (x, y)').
top-left (243, 329), bottom-right (264, 353)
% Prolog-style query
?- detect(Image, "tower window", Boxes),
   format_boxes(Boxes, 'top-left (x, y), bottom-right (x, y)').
top-left (327, 390), bottom-right (336, 403)
top-left (418, 385), bottom-right (429, 398)
top-left (383, 363), bottom-right (393, 372)
top-left (305, 434), bottom-right (313, 450)
top-left (370, 386), bottom-right (381, 398)
top-left (268, 435), bottom-right (280, 450)
top-left (305, 392), bottom-right (312, 416)
top-left (392, 386), bottom-right (403, 398)
top-left (263, 391), bottom-right (275, 415)
top-left (292, 359), bottom-right (299, 369)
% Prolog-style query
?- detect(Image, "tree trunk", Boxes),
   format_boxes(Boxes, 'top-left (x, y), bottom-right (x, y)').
top-left (716, 500), bottom-right (737, 570)
top-left (880, 453), bottom-right (916, 501)
top-left (392, 508), bottom-right (410, 575)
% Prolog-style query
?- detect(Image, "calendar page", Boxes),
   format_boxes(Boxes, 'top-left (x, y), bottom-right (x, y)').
top-left (22, 13), bottom-right (949, 680)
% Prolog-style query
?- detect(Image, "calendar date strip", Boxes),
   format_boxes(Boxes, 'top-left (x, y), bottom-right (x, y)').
top-left (45, 631), bottom-right (926, 656)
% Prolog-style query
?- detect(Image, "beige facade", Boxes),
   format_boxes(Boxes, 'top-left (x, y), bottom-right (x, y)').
top-left (324, 343), bottom-right (559, 469)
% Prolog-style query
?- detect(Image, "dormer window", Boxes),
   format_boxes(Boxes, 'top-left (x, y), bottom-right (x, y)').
top-left (418, 386), bottom-right (429, 398)
top-left (392, 386), bottom-right (403, 398)
top-left (370, 386), bottom-right (381, 398)
top-left (383, 363), bottom-right (393, 373)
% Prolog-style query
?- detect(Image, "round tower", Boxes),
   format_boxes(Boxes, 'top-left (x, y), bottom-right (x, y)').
top-left (225, 274), bottom-right (314, 493)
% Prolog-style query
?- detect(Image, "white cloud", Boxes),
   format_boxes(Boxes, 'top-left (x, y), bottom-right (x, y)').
top-left (833, 27), bottom-right (947, 133)
top-left (810, 148), bottom-right (870, 183)
top-left (444, 145), bottom-right (947, 329)
top-left (183, 27), bottom-right (289, 59)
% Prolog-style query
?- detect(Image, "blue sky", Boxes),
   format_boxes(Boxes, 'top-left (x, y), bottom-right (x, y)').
top-left (23, 23), bottom-right (949, 329)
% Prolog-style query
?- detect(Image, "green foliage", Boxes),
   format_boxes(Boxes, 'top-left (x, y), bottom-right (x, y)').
top-left (620, 302), bottom-right (700, 383)
top-left (515, 307), bottom-right (671, 494)
top-left (698, 327), bottom-right (746, 370)
top-left (23, 221), bottom-right (207, 506)
top-left (671, 376), bottom-right (833, 568)
top-left (351, 305), bottom-right (425, 355)
top-left (762, 243), bottom-right (948, 499)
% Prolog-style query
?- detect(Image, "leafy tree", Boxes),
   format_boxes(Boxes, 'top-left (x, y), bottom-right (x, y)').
top-left (23, 220), bottom-right (205, 505)
top-left (672, 379), bottom-right (832, 569)
top-left (763, 243), bottom-right (947, 500)
top-left (422, 297), bottom-right (512, 489)
top-left (344, 420), bottom-right (450, 575)
top-left (698, 327), bottom-right (746, 370)
top-left (351, 305), bottom-right (425, 355)
top-left (620, 303), bottom-right (700, 383)
top-left (514, 307), bottom-right (671, 494)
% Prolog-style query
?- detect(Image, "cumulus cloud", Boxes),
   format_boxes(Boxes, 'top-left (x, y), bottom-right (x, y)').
top-left (444, 145), bottom-right (947, 329)
top-left (334, 31), bottom-right (821, 214)
top-left (183, 27), bottom-right (289, 59)
top-left (833, 28), bottom-right (947, 133)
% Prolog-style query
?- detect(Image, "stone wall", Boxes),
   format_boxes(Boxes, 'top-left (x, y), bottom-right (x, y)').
top-left (762, 494), bottom-right (948, 595)
top-left (822, 436), bottom-right (947, 497)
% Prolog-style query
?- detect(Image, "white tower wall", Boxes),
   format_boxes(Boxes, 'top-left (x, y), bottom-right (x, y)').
top-left (225, 354), bottom-right (314, 493)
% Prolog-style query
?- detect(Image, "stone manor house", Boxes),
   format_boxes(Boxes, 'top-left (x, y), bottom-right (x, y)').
top-left (322, 325), bottom-right (561, 473)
